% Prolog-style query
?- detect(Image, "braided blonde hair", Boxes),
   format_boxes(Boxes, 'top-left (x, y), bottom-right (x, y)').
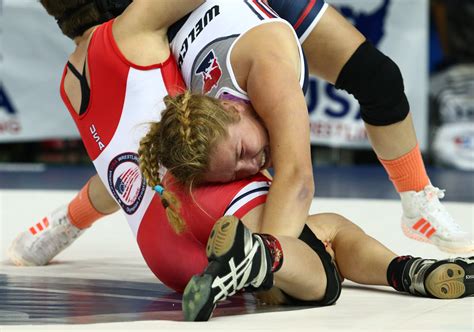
top-left (139, 91), bottom-right (240, 233)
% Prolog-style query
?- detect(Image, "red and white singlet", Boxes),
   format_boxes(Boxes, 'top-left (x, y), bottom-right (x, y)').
top-left (60, 20), bottom-right (269, 292)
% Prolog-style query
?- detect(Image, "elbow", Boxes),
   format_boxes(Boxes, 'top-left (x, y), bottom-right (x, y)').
top-left (298, 173), bottom-right (315, 203)
top-left (286, 169), bottom-right (315, 203)
top-left (273, 161), bottom-right (315, 202)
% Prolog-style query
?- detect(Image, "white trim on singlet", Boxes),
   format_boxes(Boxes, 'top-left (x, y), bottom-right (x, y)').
top-left (299, 2), bottom-right (329, 43)
top-left (224, 181), bottom-right (270, 216)
top-left (215, 86), bottom-right (249, 100)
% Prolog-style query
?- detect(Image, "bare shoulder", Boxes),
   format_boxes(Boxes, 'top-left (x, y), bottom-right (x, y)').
top-left (110, 0), bottom-right (204, 65)
top-left (232, 20), bottom-right (299, 68)
top-left (239, 21), bottom-right (297, 54)
top-left (231, 20), bottom-right (300, 89)
top-left (110, 5), bottom-right (170, 66)
top-left (113, 0), bottom-right (203, 38)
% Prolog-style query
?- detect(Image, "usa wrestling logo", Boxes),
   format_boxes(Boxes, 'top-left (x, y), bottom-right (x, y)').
top-left (195, 50), bottom-right (222, 94)
top-left (108, 152), bottom-right (146, 215)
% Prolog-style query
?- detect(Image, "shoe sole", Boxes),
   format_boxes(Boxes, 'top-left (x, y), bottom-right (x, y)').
top-left (425, 263), bottom-right (465, 299)
top-left (401, 223), bottom-right (474, 254)
top-left (182, 216), bottom-right (240, 321)
top-left (206, 216), bottom-right (239, 259)
top-left (182, 274), bottom-right (216, 321)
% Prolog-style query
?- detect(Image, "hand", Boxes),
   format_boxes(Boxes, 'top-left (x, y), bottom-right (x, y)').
top-left (255, 287), bottom-right (286, 305)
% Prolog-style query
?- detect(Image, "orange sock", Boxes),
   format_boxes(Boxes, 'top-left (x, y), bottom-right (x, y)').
top-left (67, 180), bottom-right (106, 229)
top-left (378, 144), bottom-right (430, 193)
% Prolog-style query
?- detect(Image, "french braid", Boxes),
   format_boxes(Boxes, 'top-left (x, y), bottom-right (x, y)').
top-left (138, 91), bottom-right (240, 233)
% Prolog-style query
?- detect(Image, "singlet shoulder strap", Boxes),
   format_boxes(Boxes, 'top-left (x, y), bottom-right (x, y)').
top-left (66, 60), bottom-right (91, 115)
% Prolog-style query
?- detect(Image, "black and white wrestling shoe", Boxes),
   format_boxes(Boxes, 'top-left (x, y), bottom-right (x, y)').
top-left (182, 216), bottom-right (275, 321)
top-left (403, 256), bottom-right (474, 299)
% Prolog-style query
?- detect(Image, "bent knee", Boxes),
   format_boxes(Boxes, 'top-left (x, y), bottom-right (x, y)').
top-left (329, 213), bottom-right (363, 233)
top-left (308, 212), bottom-right (364, 240)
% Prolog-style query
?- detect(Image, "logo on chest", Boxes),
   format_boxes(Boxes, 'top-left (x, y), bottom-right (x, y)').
top-left (177, 5), bottom-right (220, 69)
top-left (195, 50), bottom-right (222, 94)
top-left (108, 152), bottom-right (146, 215)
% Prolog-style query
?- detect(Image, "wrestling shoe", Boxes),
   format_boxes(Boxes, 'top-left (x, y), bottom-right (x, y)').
top-left (8, 205), bottom-right (85, 266)
top-left (400, 185), bottom-right (474, 253)
top-left (402, 256), bottom-right (474, 299)
top-left (182, 216), bottom-right (275, 321)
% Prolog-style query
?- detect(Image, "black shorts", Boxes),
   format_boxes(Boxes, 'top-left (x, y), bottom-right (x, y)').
top-left (282, 224), bottom-right (342, 306)
top-left (267, 0), bottom-right (328, 41)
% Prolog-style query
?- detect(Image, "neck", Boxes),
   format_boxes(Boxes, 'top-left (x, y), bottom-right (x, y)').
top-left (73, 26), bottom-right (97, 45)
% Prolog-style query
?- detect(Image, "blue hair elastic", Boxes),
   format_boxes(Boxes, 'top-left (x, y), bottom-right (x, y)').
top-left (153, 185), bottom-right (165, 196)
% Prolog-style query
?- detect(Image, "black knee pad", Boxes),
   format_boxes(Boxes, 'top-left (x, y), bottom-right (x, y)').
top-left (282, 225), bottom-right (342, 306)
top-left (335, 41), bottom-right (409, 126)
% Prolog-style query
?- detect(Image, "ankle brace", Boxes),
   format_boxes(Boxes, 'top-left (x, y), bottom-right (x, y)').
top-left (258, 233), bottom-right (284, 273)
top-left (387, 255), bottom-right (414, 292)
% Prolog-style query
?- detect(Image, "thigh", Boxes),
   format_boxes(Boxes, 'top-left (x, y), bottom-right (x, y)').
top-left (165, 173), bottom-right (271, 244)
top-left (267, 1), bottom-right (365, 83)
top-left (306, 212), bottom-right (360, 245)
top-left (302, 5), bottom-right (365, 83)
top-left (137, 197), bottom-right (208, 293)
top-left (137, 173), bottom-right (271, 293)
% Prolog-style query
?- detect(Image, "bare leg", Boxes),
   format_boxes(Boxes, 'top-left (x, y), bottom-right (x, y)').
top-left (307, 213), bottom-right (396, 285)
top-left (302, 6), bottom-right (473, 253)
top-left (88, 174), bottom-right (120, 214)
top-left (273, 236), bottom-right (327, 300)
top-left (302, 5), bottom-right (417, 159)
top-left (365, 114), bottom-right (418, 160)
top-left (243, 205), bottom-right (327, 300)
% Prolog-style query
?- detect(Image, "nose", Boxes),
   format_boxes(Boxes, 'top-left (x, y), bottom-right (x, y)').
top-left (235, 158), bottom-right (260, 179)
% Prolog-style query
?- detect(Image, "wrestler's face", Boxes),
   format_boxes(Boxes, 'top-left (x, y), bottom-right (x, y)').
top-left (203, 101), bottom-right (271, 183)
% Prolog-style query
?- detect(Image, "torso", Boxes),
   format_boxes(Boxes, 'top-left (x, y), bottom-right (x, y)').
top-left (59, 18), bottom-right (272, 293)
top-left (60, 20), bottom-right (185, 236)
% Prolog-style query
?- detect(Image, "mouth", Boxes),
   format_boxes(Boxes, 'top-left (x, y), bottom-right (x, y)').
top-left (259, 147), bottom-right (271, 170)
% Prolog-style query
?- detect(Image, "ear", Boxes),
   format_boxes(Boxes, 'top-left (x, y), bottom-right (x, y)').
top-left (223, 100), bottom-right (249, 114)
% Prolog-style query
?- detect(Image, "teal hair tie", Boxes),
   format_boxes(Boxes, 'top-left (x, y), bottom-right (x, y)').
top-left (153, 185), bottom-right (165, 196)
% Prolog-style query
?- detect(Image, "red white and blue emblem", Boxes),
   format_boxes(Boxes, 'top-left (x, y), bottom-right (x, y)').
top-left (195, 50), bottom-right (222, 94)
top-left (108, 152), bottom-right (146, 215)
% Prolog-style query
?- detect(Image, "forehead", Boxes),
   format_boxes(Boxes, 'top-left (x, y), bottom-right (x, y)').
top-left (205, 124), bottom-right (240, 182)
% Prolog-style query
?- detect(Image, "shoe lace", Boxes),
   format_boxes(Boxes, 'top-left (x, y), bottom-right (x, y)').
top-left (211, 241), bottom-right (260, 302)
top-left (417, 186), bottom-right (462, 235)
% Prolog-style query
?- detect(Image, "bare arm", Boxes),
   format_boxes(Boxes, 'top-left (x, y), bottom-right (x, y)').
top-left (112, 0), bottom-right (204, 65)
top-left (233, 22), bottom-right (314, 237)
top-left (117, 0), bottom-right (204, 33)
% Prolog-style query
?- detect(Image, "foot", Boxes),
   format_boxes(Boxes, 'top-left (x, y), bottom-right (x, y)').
top-left (403, 256), bottom-right (474, 299)
top-left (182, 216), bottom-right (273, 321)
top-left (400, 185), bottom-right (474, 253)
top-left (8, 205), bottom-right (85, 266)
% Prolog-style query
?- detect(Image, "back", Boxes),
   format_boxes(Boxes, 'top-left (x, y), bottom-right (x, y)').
top-left (60, 19), bottom-right (185, 236)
